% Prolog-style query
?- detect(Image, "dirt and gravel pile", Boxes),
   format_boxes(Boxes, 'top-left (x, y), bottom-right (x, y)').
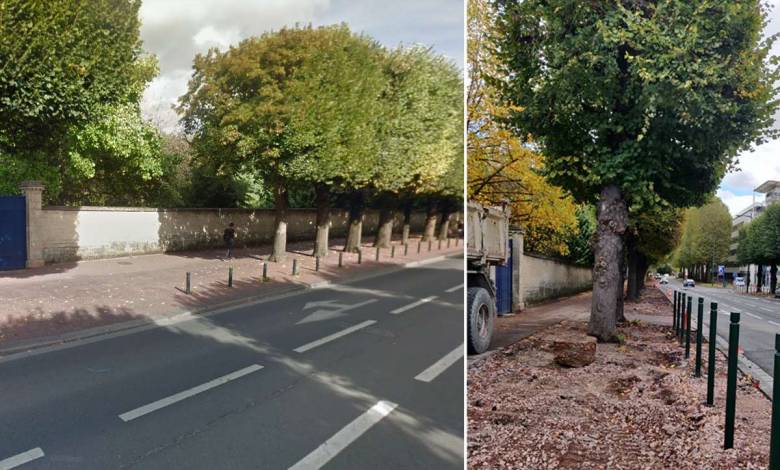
top-left (468, 288), bottom-right (772, 469)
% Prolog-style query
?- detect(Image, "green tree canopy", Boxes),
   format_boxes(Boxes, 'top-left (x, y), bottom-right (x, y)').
top-left (493, 0), bottom-right (779, 340)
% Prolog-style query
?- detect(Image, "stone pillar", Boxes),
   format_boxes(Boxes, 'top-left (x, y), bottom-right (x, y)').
top-left (511, 230), bottom-right (524, 311)
top-left (19, 181), bottom-right (44, 268)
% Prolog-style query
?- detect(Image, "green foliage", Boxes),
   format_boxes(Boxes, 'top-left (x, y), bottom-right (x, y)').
top-left (493, 0), bottom-right (779, 209)
top-left (564, 205), bottom-right (596, 266)
top-left (0, 0), bottom-right (146, 155)
top-left (737, 202), bottom-right (780, 265)
top-left (674, 198), bottom-right (732, 268)
top-left (631, 204), bottom-right (683, 264)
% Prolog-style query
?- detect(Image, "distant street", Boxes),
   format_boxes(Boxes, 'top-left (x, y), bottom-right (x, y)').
top-left (0, 257), bottom-right (463, 470)
top-left (667, 278), bottom-right (779, 378)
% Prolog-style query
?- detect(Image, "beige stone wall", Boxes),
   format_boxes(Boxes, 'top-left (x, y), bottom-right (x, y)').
top-left (35, 206), bottom-right (436, 263)
top-left (520, 253), bottom-right (592, 305)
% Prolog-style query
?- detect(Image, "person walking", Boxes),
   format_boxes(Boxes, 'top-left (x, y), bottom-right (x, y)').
top-left (223, 222), bottom-right (236, 259)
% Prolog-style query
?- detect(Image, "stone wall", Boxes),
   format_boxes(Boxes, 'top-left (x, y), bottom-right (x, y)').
top-left (33, 205), bottom-right (434, 264)
top-left (520, 253), bottom-right (592, 305)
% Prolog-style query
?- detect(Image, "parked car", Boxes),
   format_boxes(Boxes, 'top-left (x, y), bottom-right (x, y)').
top-left (734, 276), bottom-right (745, 287)
top-left (683, 279), bottom-right (695, 287)
top-left (660, 274), bottom-right (669, 285)
top-left (775, 287), bottom-right (780, 299)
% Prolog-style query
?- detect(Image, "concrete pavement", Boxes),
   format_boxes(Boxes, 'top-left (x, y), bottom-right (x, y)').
top-left (0, 257), bottom-right (464, 469)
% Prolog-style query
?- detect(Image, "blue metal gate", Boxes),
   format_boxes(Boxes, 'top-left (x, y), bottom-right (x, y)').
top-left (495, 238), bottom-right (512, 314)
top-left (0, 196), bottom-right (27, 270)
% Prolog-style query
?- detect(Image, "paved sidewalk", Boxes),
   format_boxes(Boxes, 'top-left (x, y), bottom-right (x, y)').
top-left (0, 235), bottom-right (462, 351)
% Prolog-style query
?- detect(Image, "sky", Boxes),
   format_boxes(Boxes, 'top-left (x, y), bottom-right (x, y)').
top-left (715, 1), bottom-right (780, 216)
top-left (138, 0), bottom-right (464, 131)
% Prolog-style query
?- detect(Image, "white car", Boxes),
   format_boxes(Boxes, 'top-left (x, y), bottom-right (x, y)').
top-left (734, 277), bottom-right (745, 287)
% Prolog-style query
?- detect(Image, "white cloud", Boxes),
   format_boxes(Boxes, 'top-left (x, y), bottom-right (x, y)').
top-left (717, 188), bottom-right (763, 217)
top-left (723, 139), bottom-right (780, 195)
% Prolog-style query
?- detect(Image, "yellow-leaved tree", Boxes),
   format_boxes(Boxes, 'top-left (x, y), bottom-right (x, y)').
top-left (467, 0), bottom-right (577, 257)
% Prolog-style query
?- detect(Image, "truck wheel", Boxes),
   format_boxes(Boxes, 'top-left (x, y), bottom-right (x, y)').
top-left (468, 287), bottom-right (494, 355)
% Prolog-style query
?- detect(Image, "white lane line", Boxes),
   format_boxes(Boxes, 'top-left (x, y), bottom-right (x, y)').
top-left (293, 320), bottom-right (376, 353)
top-left (769, 321), bottom-right (780, 328)
top-left (445, 284), bottom-right (463, 293)
top-left (0, 448), bottom-right (44, 470)
top-left (288, 400), bottom-right (398, 470)
top-left (745, 312), bottom-right (762, 320)
top-left (415, 344), bottom-right (464, 383)
top-left (390, 296), bottom-right (438, 314)
top-left (119, 364), bottom-right (263, 422)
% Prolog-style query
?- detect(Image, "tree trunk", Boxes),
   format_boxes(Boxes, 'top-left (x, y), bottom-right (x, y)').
top-left (374, 207), bottom-right (394, 248)
top-left (589, 185), bottom-right (628, 341)
top-left (313, 184), bottom-right (330, 258)
top-left (626, 237), bottom-right (639, 302)
top-left (637, 254), bottom-right (648, 295)
top-left (757, 264), bottom-right (764, 292)
top-left (772, 264), bottom-right (778, 294)
top-left (437, 212), bottom-right (453, 240)
top-left (402, 202), bottom-right (412, 246)
top-left (344, 191), bottom-right (364, 253)
top-left (422, 204), bottom-right (438, 242)
top-left (269, 182), bottom-right (289, 263)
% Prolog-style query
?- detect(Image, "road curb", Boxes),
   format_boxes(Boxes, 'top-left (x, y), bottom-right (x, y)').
top-left (0, 253), bottom-right (460, 363)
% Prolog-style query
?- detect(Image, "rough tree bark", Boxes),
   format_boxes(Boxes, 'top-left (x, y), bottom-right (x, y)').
top-left (757, 264), bottom-right (764, 292)
top-left (269, 182), bottom-right (289, 263)
top-left (344, 191), bottom-right (365, 253)
top-left (374, 193), bottom-right (395, 248)
top-left (589, 185), bottom-right (628, 341)
top-left (313, 183), bottom-right (330, 258)
top-left (401, 201), bottom-right (412, 246)
top-left (422, 204), bottom-right (438, 242)
top-left (772, 264), bottom-right (778, 294)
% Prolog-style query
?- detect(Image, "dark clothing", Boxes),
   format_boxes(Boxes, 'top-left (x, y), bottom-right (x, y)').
top-left (223, 227), bottom-right (236, 258)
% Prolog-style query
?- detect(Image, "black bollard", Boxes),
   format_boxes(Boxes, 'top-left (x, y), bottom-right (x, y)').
top-left (262, 262), bottom-right (268, 281)
top-left (724, 312), bottom-right (741, 449)
top-left (375, 247), bottom-right (380, 261)
top-left (358, 250), bottom-right (362, 264)
top-left (706, 302), bottom-right (718, 406)
top-left (292, 258), bottom-right (299, 276)
top-left (695, 297), bottom-right (703, 377)
top-left (673, 290), bottom-right (678, 334)
top-left (186, 272), bottom-right (191, 294)
top-left (228, 266), bottom-right (233, 288)
top-left (418, 240), bottom-right (422, 254)
top-left (315, 256), bottom-right (320, 272)
top-left (770, 334), bottom-right (780, 469)
top-left (338, 252), bottom-right (343, 268)
top-left (685, 296), bottom-right (692, 358)
top-left (679, 293), bottom-right (686, 345)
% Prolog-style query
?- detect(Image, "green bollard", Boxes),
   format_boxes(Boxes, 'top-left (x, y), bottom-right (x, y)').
top-left (391, 245), bottom-right (396, 258)
top-left (262, 262), bottom-right (268, 281)
top-left (375, 246), bottom-right (380, 261)
top-left (724, 312), bottom-right (741, 449)
top-left (695, 297), bottom-right (703, 377)
top-left (679, 293), bottom-right (686, 345)
top-left (685, 296), bottom-right (692, 358)
top-left (418, 240), bottom-right (422, 254)
top-left (338, 252), bottom-right (343, 268)
top-left (438, 239), bottom-right (442, 250)
top-left (292, 258), bottom-right (299, 276)
top-left (315, 256), bottom-right (320, 272)
top-left (428, 239), bottom-right (432, 252)
top-left (673, 290), bottom-right (678, 334)
top-left (358, 250), bottom-right (363, 264)
top-left (228, 266), bottom-right (233, 288)
top-left (186, 272), bottom-right (191, 294)
top-left (404, 243), bottom-right (409, 256)
top-left (706, 302), bottom-right (718, 406)
top-left (769, 334), bottom-right (780, 469)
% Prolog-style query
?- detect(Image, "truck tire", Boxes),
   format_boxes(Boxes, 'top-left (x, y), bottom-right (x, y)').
top-left (468, 287), bottom-right (495, 355)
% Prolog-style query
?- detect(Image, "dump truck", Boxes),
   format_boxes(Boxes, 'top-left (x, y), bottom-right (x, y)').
top-left (467, 201), bottom-right (510, 354)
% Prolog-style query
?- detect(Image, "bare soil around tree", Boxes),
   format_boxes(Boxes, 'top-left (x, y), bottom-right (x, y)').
top-left (468, 287), bottom-right (771, 469)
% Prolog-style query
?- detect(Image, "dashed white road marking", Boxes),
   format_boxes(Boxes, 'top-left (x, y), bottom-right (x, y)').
top-left (390, 296), bottom-right (438, 314)
top-left (745, 312), bottom-right (762, 320)
top-left (0, 448), bottom-right (44, 470)
top-left (119, 364), bottom-right (263, 422)
top-left (288, 400), bottom-right (398, 470)
top-left (293, 320), bottom-right (376, 353)
top-left (769, 320), bottom-right (780, 328)
top-left (415, 345), bottom-right (464, 383)
top-left (445, 284), bottom-right (463, 293)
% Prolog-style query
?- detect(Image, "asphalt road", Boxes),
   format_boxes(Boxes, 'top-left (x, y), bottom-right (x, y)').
top-left (665, 278), bottom-right (779, 378)
top-left (0, 257), bottom-right (464, 470)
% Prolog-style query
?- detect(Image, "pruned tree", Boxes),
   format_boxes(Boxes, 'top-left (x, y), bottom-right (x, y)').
top-left (493, 0), bottom-right (779, 340)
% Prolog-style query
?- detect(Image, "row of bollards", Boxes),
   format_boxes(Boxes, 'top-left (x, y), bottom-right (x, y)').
top-left (182, 238), bottom-right (461, 294)
top-left (671, 289), bottom-right (743, 451)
